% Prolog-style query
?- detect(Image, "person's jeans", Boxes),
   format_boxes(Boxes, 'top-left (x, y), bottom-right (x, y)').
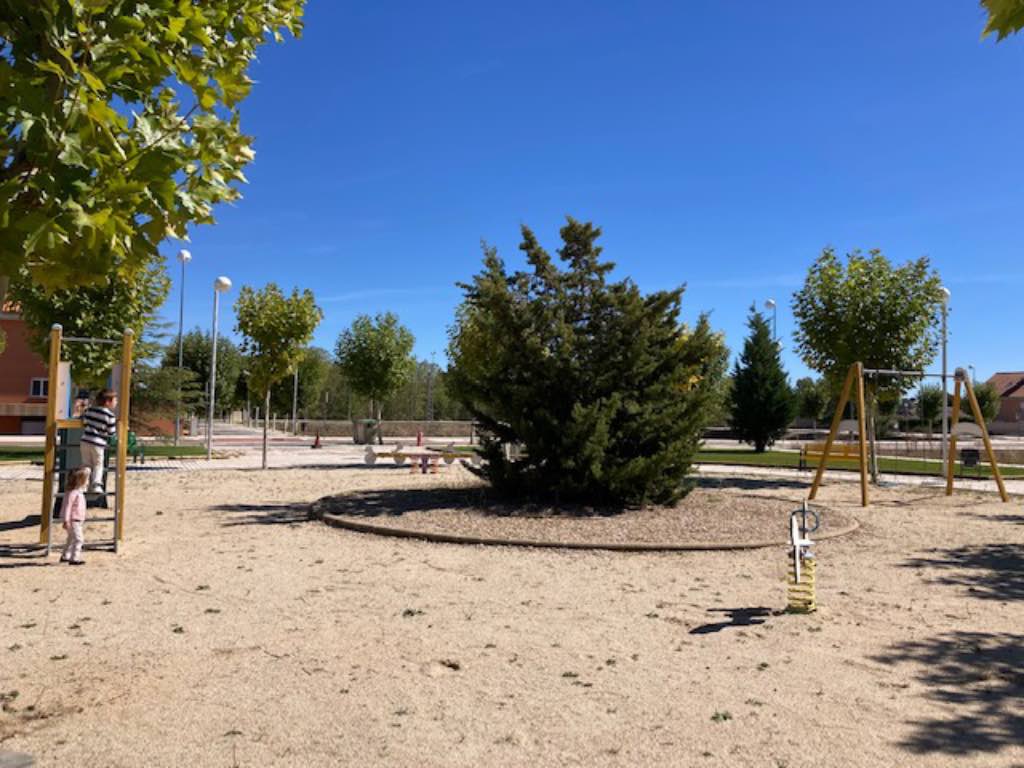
top-left (79, 443), bottom-right (105, 493)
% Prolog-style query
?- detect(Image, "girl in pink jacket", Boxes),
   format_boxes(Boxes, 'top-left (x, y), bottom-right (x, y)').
top-left (61, 466), bottom-right (91, 565)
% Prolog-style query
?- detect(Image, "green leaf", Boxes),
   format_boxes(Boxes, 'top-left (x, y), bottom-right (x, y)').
top-left (34, 60), bottom-right (65, 78)
top-left (79, 67), bottom-right (105, 93)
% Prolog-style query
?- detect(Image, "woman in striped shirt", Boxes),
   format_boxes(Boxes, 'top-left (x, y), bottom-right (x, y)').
top-left (80, 389), bottom-right (118, 494)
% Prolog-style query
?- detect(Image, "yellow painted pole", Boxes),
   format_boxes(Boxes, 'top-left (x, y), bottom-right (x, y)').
top-left (809, 363), bottom-right (856, 501)
top-left (40, 324), bottom-right (62, 544)
top-left (964, 374), bottom-right (1009, 503)
top-left (945, 378), bottom-right (962, 496)
top-left (855, 362), bottom-right (869, 507)
top-left (115, 329), bottom-right (134, 542)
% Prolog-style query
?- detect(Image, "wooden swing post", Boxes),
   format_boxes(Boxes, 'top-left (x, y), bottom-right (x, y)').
top-left (809, 362), bottom-right (869, 506)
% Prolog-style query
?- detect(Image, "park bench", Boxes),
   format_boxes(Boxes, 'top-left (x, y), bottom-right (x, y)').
top-left (109, 431), bottom-right (145, 464)
top-left (799, 441), bottom-right (860, 470)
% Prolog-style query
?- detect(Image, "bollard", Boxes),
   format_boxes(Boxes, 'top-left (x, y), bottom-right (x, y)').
top-left (416, 430), bottom-right (423, 447)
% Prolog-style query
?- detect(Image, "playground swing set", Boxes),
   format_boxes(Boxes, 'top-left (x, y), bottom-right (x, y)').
top-left (807, 361), bottom-right (1008, 508)
top-left (38, 323), bottom-right (135, 555)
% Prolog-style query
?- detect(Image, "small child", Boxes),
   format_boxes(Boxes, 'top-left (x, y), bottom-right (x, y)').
top-left (61, 466), bottom-right (90, 565)
top-left (80, 388), bottom-right (118, 494)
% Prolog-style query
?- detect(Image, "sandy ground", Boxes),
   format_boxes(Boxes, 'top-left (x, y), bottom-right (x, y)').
top-left (1, 464), bottom-right (1021, 768)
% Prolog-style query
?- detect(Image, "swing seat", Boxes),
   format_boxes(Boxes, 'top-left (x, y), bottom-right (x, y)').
top-left (800, 442), bottom-right (859, 470)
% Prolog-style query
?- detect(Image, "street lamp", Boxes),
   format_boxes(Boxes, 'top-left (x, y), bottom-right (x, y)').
top-left (207, 275), bottom-right (232, 460)
top-left (291, 366), bottom-right (299, 435)
top-left (174, 249), bottom-right (192, 446)
top-left (968, 365), bottom-right (976, 385)
top-left (940, 286), bottom-right (950, 465)
top-left (426, 350), bottom-right (437, 421)
top-left (764, 298), bottom-right (777, 342)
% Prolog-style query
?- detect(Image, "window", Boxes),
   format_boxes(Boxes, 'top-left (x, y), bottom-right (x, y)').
top-left (30, 378), bottom-right (48, 398)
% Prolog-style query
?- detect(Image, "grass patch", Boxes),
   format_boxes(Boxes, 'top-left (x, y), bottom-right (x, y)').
top-left (694, 448), bottom-right (1024, 479)
top-left (0, 444), bottom-right (208, 463)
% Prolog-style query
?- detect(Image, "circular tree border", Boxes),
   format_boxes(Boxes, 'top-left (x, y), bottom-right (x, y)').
top-left (310, 500), bottom-right (860, 553)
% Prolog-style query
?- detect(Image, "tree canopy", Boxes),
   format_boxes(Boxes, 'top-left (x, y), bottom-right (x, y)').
top-left (335, 313), bottom-right (416, 427)
top-left (448, 218), bottom-right (727, 507)
top-left (0, 0), bottom-right (305, 290)
top-left (9, 254), bottom-right (169, 386)
top-left (794, 377), bottom-right (828, 427)
top-left (792, 248), bottom-right (944, 392)
top-left (161, 327), bottom-right (243, 414)
top-left (234, 283), bottom-right (322, 467)
top-left (981, 0), bottom-right (1024, 39)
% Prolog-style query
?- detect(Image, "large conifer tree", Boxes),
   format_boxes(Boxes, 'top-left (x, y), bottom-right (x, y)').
top-left (448, 218), bottom-right (727, 507)
top-left (730, 306), bottom-right (795, 452)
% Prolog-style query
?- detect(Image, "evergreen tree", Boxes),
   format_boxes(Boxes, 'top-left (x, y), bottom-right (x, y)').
top-left (448, 218), bottom-right (727, 507)
top-left (730, 306), bottom-right (795, 452)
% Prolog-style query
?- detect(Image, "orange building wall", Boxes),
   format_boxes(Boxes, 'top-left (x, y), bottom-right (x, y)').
top-left (0, 314), bottom-right (47, 405)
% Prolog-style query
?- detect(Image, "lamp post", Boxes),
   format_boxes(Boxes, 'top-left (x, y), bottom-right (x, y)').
top-left (940, 286), bottom-right (950, 465)
top-left (764, 298), bottom-right (777, 342)
top-left (291, 366), bottom-right (299, 435)
top-left (207, 275), bottom-right (232, 460)
top-left (426, 350), bottom-right (436, 421)
top-left (174, 249), bottom-right (192, 445)
top-left (968, 365), bottom-right (976, 385)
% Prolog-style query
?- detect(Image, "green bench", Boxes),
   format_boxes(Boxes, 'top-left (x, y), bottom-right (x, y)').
top-left (109, 431), bottom-right (145, 464)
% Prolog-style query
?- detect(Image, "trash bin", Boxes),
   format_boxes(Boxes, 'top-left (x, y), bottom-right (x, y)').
top-left (352, 419), bottom-right (378, 445)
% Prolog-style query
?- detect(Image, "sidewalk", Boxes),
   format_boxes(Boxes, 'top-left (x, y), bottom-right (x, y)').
top-left (3, 442), bottom-right (1019, 498)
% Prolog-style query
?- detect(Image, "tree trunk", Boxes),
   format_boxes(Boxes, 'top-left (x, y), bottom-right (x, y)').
top-left (377, 404), bottom-right (383, 445)
top-left (262, 389), bottom-right (270, 470)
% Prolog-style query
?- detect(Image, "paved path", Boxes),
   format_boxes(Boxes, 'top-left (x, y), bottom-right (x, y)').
top-left (3, 438), bottom-right (1020, 498)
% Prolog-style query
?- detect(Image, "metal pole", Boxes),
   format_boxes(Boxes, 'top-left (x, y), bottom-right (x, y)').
top-left (292, 367), bottom-right (299, 435)
top-left (426, 351), bottom-right (436, 421)
top-left (207, 287), bottom-right (219, 460)
top-left (175, 253), bottom-right (188, 445)
top-left (940, 290), bottom-right (949, 465)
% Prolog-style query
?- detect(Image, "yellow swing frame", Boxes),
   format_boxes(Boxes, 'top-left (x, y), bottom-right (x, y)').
top-left (807, 362), bottom-right (1008, 507)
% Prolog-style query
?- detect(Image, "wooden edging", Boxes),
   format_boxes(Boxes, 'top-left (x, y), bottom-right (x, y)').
top-left (312, 505), bottom-right (860, 553)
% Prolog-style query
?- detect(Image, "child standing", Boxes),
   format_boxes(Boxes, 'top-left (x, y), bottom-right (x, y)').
top-left (61, 466), bottom-right (90, 565)
top-left (80, 388), bottom-right (118, 494)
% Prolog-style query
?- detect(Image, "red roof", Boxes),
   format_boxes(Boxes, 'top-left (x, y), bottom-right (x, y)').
top-left (986, 372), bottom-right (1024, 398)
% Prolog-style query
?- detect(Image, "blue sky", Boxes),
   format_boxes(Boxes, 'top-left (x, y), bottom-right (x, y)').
top-left (163, 1), bottom-right (1024, 381)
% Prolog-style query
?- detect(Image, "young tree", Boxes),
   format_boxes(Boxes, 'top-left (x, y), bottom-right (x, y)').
top-left (335, 313), bottom-right (415, 443)
top-left (917, 384), bottom-right (946, 435)
top-left (794, 377), bottom-right (828, 429)
top-left (162, 328), bottom-right (244, 415)
top-left (793, 248), bottom-right (944, 476)
top-left (0, 1), bottom-right (306, 296)
top-left (965, 381), bottom-right (1001, 424)
top-left (730, 306), bottom-right (796, 452)
top-left (269, 346), bottom-right (332, 420)
top-left (131, 364), bottom-right (203, 435)
top-left (234, 284), bottom-right (322, 468)
top-left (448, 218), bottom-right (727, 507)
top-left (8, 257), bottom-right (169, 387)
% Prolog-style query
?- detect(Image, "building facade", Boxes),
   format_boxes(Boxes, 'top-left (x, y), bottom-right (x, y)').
top-left (0, 303), bottom-right (48, 434)
top-left (986, 372), bottom-right (1024, 432)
